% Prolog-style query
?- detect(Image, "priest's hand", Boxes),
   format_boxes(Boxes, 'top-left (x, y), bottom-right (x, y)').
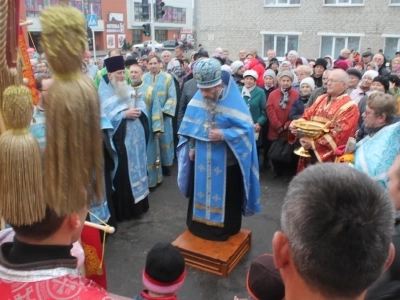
top-left (254, 123), bottom-right (261, 133)
top-left (209, 129), bottom-right (223, 141)
top-left (300, 138), bottom-right (312, 150)
top-left (125, 108), bottom-right (141, 120)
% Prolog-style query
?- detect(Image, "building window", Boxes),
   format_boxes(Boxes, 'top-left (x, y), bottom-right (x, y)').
top-left (262, 34), bottom-right (299, 59)
top-left (389, 0), bottom-right (400, 5)
top-left (323, 0), bottom-right (364, 5)
top-left (25, 0), bottom-right (101, 18)
top-left (155, 30), bottom-right (167, 42)
top-left (264, 0), bottom-right (300, 5)
top-left (320, 36), bottom-right (361, 58)
top-left (133, 2), bottom-right (186, 24)
top-left (132, 29), bottom-right (142, 45)
top-left (157, 6), bottom-right (186, 24)
top-left (384, 37), bottom-right (400, 60)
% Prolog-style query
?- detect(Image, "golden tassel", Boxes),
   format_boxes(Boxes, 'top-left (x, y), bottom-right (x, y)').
top-left (0, 86), bottom-right (45, 225)
top-left (40, 5), bottom-right (103, 215)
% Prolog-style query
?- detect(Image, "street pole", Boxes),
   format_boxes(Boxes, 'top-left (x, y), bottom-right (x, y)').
top-left (91, 4), bottom-right (97, 61)
top-left (150, 0), bottom-right (155, 51)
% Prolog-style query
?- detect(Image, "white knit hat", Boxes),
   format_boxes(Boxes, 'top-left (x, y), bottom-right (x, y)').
top-left (300, 77), bottom-right (315, 91)
top-left (263, 69), bottom-right (276, 80)
top-left (362, 70), bottom-right (379, 80)
top-left (243, 70), bottom-right (258, 80)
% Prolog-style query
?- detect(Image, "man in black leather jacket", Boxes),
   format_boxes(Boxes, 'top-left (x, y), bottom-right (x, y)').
top-left (366, 155), bottom-right (400, 299)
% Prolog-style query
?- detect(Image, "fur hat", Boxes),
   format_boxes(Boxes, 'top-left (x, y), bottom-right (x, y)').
top-left (279, 70), bottom-right (294, 82)
top-left (300, 77), bottom-right (315, 91)
top-left (231, 61), bottom-right (244, 74)
top-left (314, 58), bottom-right (328, 70)
top-left (362, 70), bottom-right (379, 80)
top-left (288, 50), bottom-right (298, 58)
top-left (193, 58), bottom-right (222, 88)
top-left (243, 70), bottom-right (258, 80)
top-left (143, 243), bottom-right (186, 295)
top-left (263, 69), bottom-right (276, 80)
top-left (124, 56), bottom-right (137, 68)
top-left (105, 56), bottom-right (125, 73)
top-left (373, 75), bottom-right (390, 92)
top-left (346, 68), bottom-right (362, 80)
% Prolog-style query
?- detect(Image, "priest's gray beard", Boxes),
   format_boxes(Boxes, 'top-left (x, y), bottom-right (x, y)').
top-left (111, 77), bottom-right (130, 99)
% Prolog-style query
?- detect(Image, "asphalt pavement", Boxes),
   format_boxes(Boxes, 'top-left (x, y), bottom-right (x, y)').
top-left (105, 163), bottom-right (289, 300)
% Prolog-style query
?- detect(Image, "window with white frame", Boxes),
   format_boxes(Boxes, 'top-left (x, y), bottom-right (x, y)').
top-left (324, 0), bottom-right (363, 5)
top-left (390, 0), bottom-right (400, 5)
top-left (264, 0), bottom-right (300, 6)
top-left (384, 37), bottom-right (400, 59)
top-left (262, 34), bottom-right (299, 59)
top-left (320, 36), bottom-right (361, 59)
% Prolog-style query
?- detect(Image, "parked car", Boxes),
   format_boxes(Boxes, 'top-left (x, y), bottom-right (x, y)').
top-left (161, 40), bottom-right (183, 50)
top-left (133, 40), bottom-right (163, 52)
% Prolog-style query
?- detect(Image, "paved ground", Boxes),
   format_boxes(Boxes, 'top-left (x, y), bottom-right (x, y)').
top-left (105, 164), bottom-right (289, 300)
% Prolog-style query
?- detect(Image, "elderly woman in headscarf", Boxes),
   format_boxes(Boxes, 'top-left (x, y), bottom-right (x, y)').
top-left (266, 71), bottom-right (299, 177)
top-left (231, 61), bottom-right (245, 87)
top-left (287, 50), bottom-right (298, 70)
top-left (239, 70), bottom-right (267, 157)
top-left (280, 61), bottom-right (291, 73)
top-left (324, 55), bottom-right (333, 69)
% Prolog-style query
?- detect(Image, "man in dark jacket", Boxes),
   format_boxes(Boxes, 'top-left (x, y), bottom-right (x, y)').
top-left (177, 78), bottom-right (197, 130)
top-left (373, 53), bottom-right (390, 77)
top-left (305, 69), bottom-right (331, 108)
top-left (366, 154), bottom-right (400, 299)
top-left (140, 44), bottom-right (150, 56)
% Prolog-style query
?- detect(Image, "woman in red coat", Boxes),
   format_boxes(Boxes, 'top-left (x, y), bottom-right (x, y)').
top-left (266, 71), bottom-right (299, 177)
top-left (249, 58), bottom-right (266, 87)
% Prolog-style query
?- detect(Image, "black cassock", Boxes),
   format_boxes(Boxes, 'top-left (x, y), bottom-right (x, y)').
top-left (105, 114), bottom-right (150, 222)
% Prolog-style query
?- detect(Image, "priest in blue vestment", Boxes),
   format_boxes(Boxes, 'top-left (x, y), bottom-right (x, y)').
top-left (99, 56), bottom-right (150, 221)
top-left (143, 55), bottom-right (177, 177)
top-left (177, 58), bottom-right (262, 241)
top-left (129, 63), bottom-right (164, 188)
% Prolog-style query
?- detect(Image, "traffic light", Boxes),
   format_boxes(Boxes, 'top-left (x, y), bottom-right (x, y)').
top-left (142, 0), bottom-right (149, 20)
top-left (155, 0), bottom-right (165, 19)
top-left (142, 23), bottom-right (150, 36)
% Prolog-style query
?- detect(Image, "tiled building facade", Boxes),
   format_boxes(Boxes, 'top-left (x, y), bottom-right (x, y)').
top-left (194, 0), bottom-right (400, 60)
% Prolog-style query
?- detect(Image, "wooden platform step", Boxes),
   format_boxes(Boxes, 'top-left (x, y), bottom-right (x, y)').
top-left (172, 229), bottom-right (252, 277)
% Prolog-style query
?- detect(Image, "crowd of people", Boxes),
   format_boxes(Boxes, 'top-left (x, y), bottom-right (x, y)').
top-left (5, 6), bottom-right (400, 296)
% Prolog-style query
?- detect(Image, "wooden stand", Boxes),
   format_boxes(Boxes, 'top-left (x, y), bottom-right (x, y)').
top-left (172, 229), bottom-right (251, 277)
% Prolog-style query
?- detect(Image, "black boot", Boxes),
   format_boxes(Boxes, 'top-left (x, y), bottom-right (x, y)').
top-left (162, 166), bottom-right (171, 176)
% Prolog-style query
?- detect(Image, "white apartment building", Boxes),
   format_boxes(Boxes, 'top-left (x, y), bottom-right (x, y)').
top-left (194, 0), bottom-right (400, 61)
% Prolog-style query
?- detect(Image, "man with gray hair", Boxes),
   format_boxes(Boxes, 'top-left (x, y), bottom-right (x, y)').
top-left (305, 69), bottom-right (331, 108)
top-left (273, 163), bottom-right (395, 300)
top-left (161, 50), bottom-right (172, 71)
top-left (337, 48), bottom-right (351, 61)
top-left (289, 69), bottom-right (359, 173)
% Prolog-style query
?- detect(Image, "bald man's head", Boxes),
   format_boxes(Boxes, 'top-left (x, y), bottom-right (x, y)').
top-left (327, 69), bottom-right (349, 97)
